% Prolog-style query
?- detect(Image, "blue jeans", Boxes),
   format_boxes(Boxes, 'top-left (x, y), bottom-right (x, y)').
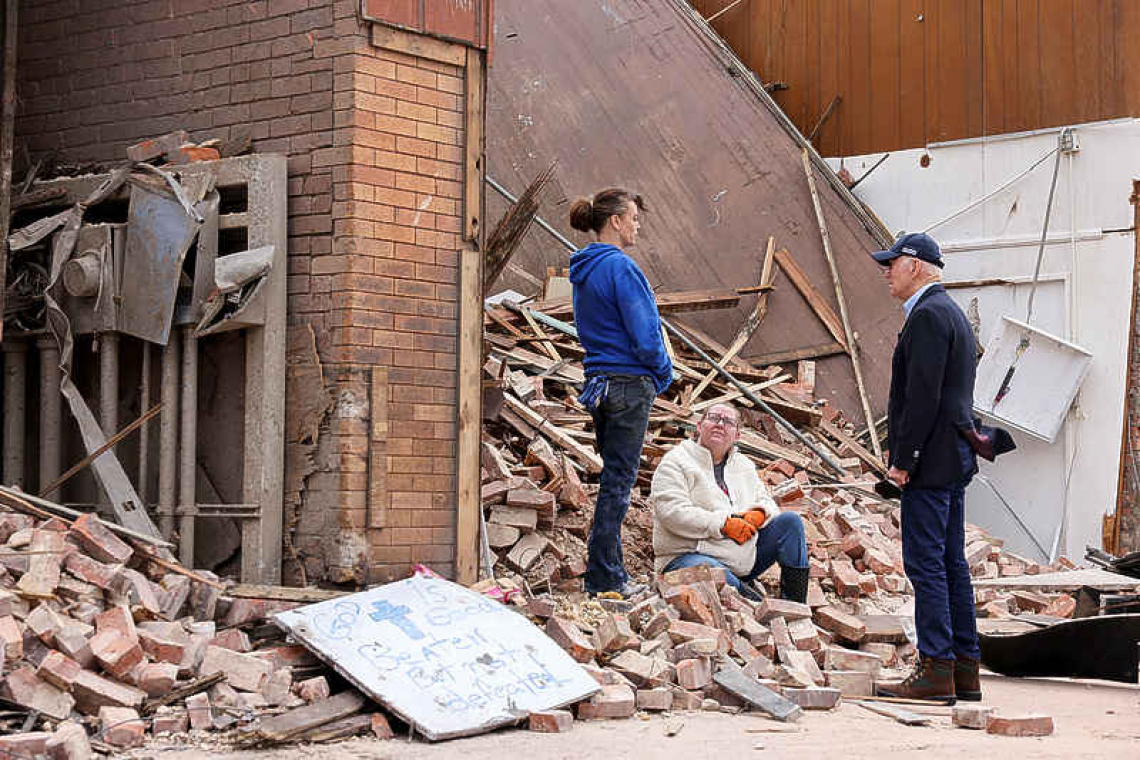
top-left (900, 440), bottom-right (981, 660)
top-left (662, 511), bottom-right (809, 590)
top-left (584, 375), bottom-right (655, 593)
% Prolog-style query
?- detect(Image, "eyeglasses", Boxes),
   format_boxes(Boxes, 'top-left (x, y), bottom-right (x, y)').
top-left (704, 413), bottom-right (738, 429)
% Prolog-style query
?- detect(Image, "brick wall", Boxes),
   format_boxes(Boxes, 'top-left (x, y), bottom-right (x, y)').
top-left (15, 0), bottom-right (473, 584)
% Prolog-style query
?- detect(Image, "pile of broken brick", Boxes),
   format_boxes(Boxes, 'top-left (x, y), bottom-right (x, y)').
top-left (0, 500), bottom-right (402, 757)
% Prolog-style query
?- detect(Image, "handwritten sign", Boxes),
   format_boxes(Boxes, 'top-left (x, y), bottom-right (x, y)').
top-left (272, 575), bottom-right (600, 740)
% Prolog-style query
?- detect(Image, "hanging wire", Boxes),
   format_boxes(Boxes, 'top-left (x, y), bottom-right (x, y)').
top-left (922, 145), bottom-right (1060, 236)
top-left (1025, 129), bottom-right (1070, 325)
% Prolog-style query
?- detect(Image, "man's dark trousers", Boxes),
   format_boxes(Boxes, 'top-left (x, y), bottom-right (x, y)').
top-left (901, 440), bottom-right (981, 660)
top-left (584, 375), bottom-right (655, 593)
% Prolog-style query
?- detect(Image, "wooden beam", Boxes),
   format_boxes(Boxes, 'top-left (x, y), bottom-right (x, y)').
top-left (463, 47), bottom-right (485, 242)
top-left (371, 23), bottom-right (467, 66)
top-left (456, 242), bottom-right (483, 585)
top-left (746, 341), bottom-right (847, 367)
top-left (529, 287), bottom-right (743, 318)
top-left (774, 248), bottom-right (848, 350)
top-left (801, 148), bottom-right (882, 461)
top-left (690, 237), bottom-right (778, 400)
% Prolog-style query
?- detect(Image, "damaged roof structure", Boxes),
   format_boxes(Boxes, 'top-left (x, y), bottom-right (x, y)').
top-left (0, 0), bottom-right (1136, 753)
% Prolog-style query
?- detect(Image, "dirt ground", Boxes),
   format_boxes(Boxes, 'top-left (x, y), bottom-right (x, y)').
top-left (132, 673), bottom-right (1138, 760)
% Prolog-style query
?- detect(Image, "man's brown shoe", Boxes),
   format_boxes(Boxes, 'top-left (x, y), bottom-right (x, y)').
top-left (875, 655), bottom-right (956, 705)
top-left (954, 655), bottom-right (982, 701)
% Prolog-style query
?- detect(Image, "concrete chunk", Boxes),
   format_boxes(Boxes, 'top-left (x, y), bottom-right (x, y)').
top-left (953, 704), bottom-right (995, 730)
top-left (199, 645), bottom-right (273, 692)
top-left (782, 686), bottom-right (842, 710)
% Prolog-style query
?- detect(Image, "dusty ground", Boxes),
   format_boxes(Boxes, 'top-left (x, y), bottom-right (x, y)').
top-left (133, 673), bottom-right (1138, 760)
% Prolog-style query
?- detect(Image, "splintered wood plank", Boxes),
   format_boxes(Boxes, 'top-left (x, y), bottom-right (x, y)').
top-left (251, 691), bottom-right (366, 743)
top-left (851, 699), bottom-right (930, 726)
top-left (774, 249), bottom-right (847, 351)
top-left (691, 375), bottom-right (791, 413)
top-left (229, 585), bottom-right (347, 602)
top-left (503, 395), bottom-right (603, 473)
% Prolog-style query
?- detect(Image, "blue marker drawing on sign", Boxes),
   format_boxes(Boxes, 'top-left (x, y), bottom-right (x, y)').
top-left (369, 600), bottom-right (425, 640)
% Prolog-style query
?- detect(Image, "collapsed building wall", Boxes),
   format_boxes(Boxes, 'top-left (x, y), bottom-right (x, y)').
top-left (486, 0), bottom-right (900, 427)
top-left (9, 1), bottom-right (488, 584)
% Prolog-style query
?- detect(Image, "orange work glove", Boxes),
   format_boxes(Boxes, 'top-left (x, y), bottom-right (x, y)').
top-left (742, 509), bottom-right (768, 530)
top-left (722, 516), bottom-right (757, 545)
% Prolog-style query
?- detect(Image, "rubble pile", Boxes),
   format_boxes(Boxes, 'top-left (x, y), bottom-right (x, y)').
top-left (479, 295), bottom-right (1079, 621)
top-left (0, 492), bottom-right (405, 756)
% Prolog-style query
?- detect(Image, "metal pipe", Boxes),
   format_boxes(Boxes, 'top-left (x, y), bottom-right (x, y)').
top-left (138, 342), bottom-right (151, 504)
top-left (2, 340), bottom-right (28, 487)
top-left (178, 326), bottom-right (197, 567)
top-left (158, 332), bottom-right (180, 539)
top-left (98, 332), bottom-right (118, 514)
top-left (36, 337), bottom-right (63, 495)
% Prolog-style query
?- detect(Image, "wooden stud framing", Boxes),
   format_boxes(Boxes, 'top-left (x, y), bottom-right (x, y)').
top-left (456, 47), bottom-right (488, 585)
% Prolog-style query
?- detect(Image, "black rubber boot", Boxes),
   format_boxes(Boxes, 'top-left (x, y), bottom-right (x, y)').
top-left (779, 565), bottom-right (810, 604)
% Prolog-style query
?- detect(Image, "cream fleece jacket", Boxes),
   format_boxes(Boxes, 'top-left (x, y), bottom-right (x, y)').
top-left (650, 438), bottom-right (779, 576)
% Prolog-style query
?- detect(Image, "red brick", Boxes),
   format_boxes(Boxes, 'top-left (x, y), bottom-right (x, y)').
top-left (528, 709), bottom-right (574, 732)
top-left (37, 651), bottom-right (82, 691)
top-left (69, 514), bottom-right (132, 564)
top-left (89, 630), bottom-right (144, 680)
top-left (676, 658), bottom-right (712, 690)
top-left (576, 684), bottom-right (635, 720)
top-left (44, 721), bottom-right (91, 760)
top-left (99, 706), bottom-right (144, 748)
top-left (986, 714), bottom-right (1054, 737)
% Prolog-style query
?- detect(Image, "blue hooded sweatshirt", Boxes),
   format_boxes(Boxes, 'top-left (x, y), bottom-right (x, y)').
top-left (569, 242), bottom-right (673, 394)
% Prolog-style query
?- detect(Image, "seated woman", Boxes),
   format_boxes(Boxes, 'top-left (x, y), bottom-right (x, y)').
top-left (650, 403), bottom-right (809, 603)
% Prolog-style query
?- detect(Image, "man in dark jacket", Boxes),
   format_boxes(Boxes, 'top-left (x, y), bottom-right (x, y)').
top-left (871, 233), bottom-right (982, 705)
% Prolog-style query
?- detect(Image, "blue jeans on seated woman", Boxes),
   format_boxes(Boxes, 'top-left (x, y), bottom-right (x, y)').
top-left (662, 511), bottom-right (809, 590)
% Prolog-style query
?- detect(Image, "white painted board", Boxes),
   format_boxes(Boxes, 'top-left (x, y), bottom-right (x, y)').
top-left (973, 315), bottom-right (1092, 443)
top-left (272, 575), bottom-right (600, 741)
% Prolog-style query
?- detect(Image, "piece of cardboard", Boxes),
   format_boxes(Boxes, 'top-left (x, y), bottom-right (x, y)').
top-left (273, 575), bottom-right (599, 741)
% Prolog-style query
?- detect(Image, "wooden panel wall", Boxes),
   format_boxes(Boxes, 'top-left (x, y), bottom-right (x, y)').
top-left (362, 0), bottom-right (493, 50)
top-left (693, 0), bottom-right (1140, 155)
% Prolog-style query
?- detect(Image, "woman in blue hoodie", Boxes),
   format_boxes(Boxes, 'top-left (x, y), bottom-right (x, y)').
top-left (569, 187), bottom-right (673, 599)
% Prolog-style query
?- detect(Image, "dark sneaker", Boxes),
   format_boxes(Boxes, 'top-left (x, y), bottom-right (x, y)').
top-left (954, 655), bottom-right (982, 701)
top-left (875, 655), bottom-right (956, 705)
top-left (588, 581), bottom-right (648, 601)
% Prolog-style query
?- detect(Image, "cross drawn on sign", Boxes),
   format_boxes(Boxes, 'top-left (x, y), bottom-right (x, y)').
top-left (369, 600), bottom-right (425, 640)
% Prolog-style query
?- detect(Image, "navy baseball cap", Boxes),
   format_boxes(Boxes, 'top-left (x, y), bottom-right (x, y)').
top-left (871, 232), bottom-right (944, 268)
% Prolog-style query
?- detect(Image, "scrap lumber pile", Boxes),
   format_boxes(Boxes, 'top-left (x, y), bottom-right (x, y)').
top-left (479, 287), bottom-right (1081, 634)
